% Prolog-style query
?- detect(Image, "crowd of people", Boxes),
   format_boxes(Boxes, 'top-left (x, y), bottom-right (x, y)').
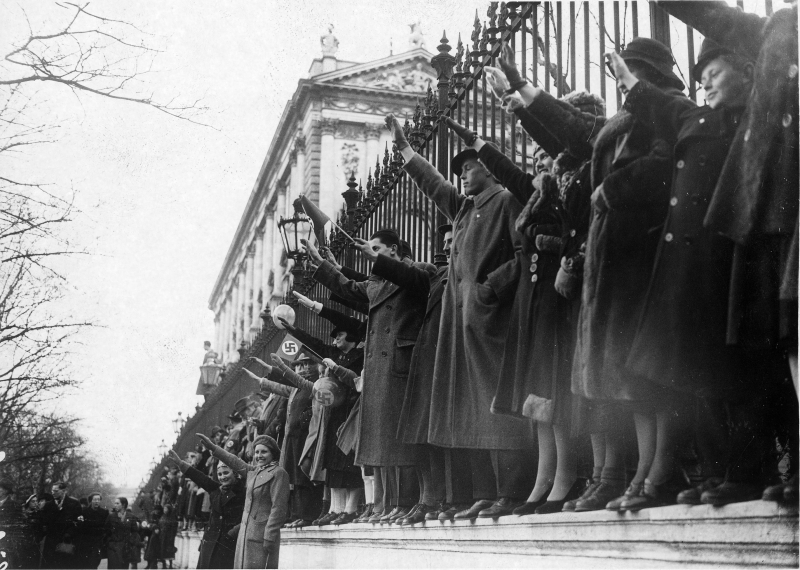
top-left (0, 480), bottom-right (179, 569)
top-left (1, 3), bottom-right (796, 570)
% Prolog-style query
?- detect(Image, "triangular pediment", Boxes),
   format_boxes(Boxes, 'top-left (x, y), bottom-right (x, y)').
top-left (314, 48), bottom-right (438, 94)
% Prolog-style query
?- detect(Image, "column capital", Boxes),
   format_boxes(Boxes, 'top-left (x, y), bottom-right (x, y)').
top-left (364, 123), bottom-right (383, 140)
top-left (246, 243), bottom-right (256, 257)
top-left (294, 134), bottom-right (306, 154)
top-left (319, 117), bottom-right (339, 136)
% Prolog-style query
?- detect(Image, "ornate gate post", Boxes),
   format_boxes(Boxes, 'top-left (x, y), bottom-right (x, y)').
top-left (430, 32), bottom-right (456, 180)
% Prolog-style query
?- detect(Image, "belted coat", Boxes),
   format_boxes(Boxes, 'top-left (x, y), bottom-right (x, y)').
top-left (209, 445), bottom-right (289, 570)
top-left (259, 373), bottom-right (310, 485)
top-left (313, 256), bottom-right (435, 465)
top-left (369, 255), bottom-right (447, 445)
top-left (179, 465), bottom-right (245, 569)
top-left (404, 155), bottom-right (531, 449)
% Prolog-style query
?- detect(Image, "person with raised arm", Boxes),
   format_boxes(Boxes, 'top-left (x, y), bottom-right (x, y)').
top-left (166, 450), bottom-right (245, 569)
top-left (244, 354), bottom-right (322, 529)
top-left (443, 45), bottom-right (607, 515)
top-left (388, 114), bottom-right (535, 520)
top-left (195, 429), bottom-right (289, 569)
top-left (304, 229), bottom-right (436, 524)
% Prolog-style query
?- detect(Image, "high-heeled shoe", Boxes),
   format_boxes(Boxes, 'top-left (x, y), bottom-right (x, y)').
top-left (512, 485), bottom-right (553, 516)
top-left (534, 479), bottom-right (586, 514)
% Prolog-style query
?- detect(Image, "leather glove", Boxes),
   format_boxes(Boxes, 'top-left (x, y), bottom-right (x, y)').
top-left (443, 117), bottom-right (478, 147)
top-left (554, 257), bottom-right (582, 300)
top-left (277, 317), bottom-right (297, 333)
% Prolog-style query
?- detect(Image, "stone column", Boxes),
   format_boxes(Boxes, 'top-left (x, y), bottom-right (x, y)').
top-left (250, 228), bottom-right (264, 339)
top-left (318, 118), bottom-right (339, 220)
top-left (365, 123), bottom-right (382, 173)
top-left (218, 296), bottom-right (229, 362)
top-left (223, 293), bottom-right (233, 362)
top-left (262, 213), bottom-right (275, 311)
top-left (293, 135), bottom-right (306, 201)
top-left (242, 251), bottom-right (256, 341)
top-left (238, 258), bottom-right (249, 350)
top-left (231, 275), bottom-right (241, 356)
top-left (271, 191), bottom-right (287, 304)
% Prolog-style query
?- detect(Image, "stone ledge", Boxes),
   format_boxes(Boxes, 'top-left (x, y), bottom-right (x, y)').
top-left (281, 500), bottom-right (799, 568)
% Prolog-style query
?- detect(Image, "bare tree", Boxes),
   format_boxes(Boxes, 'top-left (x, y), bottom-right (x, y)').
top-left (0, 2), bottom-right (206, 479)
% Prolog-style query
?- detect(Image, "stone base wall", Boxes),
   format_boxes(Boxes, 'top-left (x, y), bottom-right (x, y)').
top-left (174, 530), bottom-right (202, 569)
top-left (280, 501), bottom-right (798, 569)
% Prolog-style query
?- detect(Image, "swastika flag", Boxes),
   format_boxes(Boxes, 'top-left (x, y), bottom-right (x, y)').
top-left (276, 333), bottom-right (304, 362)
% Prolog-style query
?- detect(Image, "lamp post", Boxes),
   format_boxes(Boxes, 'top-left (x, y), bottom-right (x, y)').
top-left (158, 439), bottom-right (167, 457)
top-left (277, 203), bottom-right (314, 291)
top-left (172, 412), bottom-right (185, 435)
top-left (342, 173), bottom-right (361, 232)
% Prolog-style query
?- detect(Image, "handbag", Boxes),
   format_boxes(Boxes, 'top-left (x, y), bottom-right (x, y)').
top-left (55, 542), bottom-right (76, 555)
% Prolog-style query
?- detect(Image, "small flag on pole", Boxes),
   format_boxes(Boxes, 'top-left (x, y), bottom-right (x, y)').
top-left (276, 333), bottom-right (304, 362)
top-left (298, 194), bottom-right (355, 243)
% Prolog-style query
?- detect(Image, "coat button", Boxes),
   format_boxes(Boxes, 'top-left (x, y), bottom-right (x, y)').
top-left (570, 229), bottom-right (576, 237)
top-left (783, 113), bottom-right (793, 128)
top-left (789, 64), bottom-right (798, 78)
top-left (531, 274), bottom-right (538, 283)
top-left (699, 118), bottom-right (705, 124)
top-left (530, 263), bottom-right (538, 272)
top-left (670, 197), bottom-right (678, 206)
top-left (676, 160), bottom-right (685, 169)
top-left (531, 253), bottom-right (539, 262)
top-left (665, 233), bottom-right (674, 242)
top-left (381, 351), bottom-right (387, 357)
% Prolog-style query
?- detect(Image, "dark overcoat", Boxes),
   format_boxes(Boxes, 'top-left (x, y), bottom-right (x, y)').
top-left (625, 81), bottom-right (744, 396)
top-left (180, 465), bottom-right (245, 569)
top-left (572, 87), bottom-right (695, 403)
top-left (104, 512), bottom-right (140, 570)
top-left (660, 1), bottom-right (799, 349)
top-left (483, 91), bottom-right (600, 426)
top-left (314, 257), bottom-right (435, 465)
top-left (369, 255), bottom-right (445, 444)
top-left (404, 155), bottom-right (531, 449)
top-left (210, 445), bottom-right (289, 570)
top-left (77, 505), bottom-right (108, 568)
top-left (260, 374), bottom-right (307, 484)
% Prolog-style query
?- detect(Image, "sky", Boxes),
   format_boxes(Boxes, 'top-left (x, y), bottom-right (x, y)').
top-left (1, 0), bottom-right (765, 489)
top-left (1, 0), bottom-right (488, 488)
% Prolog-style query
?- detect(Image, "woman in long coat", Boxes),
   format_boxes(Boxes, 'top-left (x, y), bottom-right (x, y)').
top-left (571, 38), bottom-right (696, 511)
top-left (197, 432), bottom-right (289, 569)
top-left (168, 450), bottom-right (246, 569)
top-left (104, 498), bottom-right (140, 569)
top-left (158, 505), bottom-right (178, 568)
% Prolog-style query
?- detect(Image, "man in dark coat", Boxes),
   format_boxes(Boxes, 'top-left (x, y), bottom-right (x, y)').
top-left (305, 228), bottom-right (436, 523)
top-left (47, 482), bottom-right (83, 569)
top-left (388, 114), bottom-right (535, 519)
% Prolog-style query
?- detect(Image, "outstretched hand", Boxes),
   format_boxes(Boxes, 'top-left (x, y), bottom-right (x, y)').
top-left (300, 239), bottom-right (324, 264)
top-left (443, 117), bottom-right (479, 147)
top-left (248, 356), bottom-right (269, 368)
top-left (352, 238), bottom-right (378, 262)
top-left (167, 450), bottom-right (183, 465)
top-left (270, 353), bottom-right (284, 367)
top-left (606, 52), bottom-right (637, 93)
top-left (384, 114), bottom-right (409, 150)
top-left (196, 433), bottom-right (213, 448)
top-left (498, 42), bottom-right (523, 86)
top-left (277, 317), bottom-right (296, 332)
top-left (322, 248), bottom-right (341, 269)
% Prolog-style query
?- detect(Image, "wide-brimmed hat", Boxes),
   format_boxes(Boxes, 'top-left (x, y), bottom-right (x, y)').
top-left (618, 37), bottom-right (683, 90)
top-left (329, 321), bottom-right (364, 340)
top-left (451, 148), bottom-right (479, 176)
top-left (691, 37), bottom-right (750, 83)
top-left (293, 353), bottom-right (312, 366)
top-left (437, 223), bottom-right (453, 236)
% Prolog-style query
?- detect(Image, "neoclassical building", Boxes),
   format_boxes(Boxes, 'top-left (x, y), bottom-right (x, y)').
top-left (208, 28), bottom-right (436, 365)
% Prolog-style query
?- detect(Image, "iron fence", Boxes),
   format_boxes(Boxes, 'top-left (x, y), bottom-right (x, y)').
top-left (146, 0), bottom-right (774, 494)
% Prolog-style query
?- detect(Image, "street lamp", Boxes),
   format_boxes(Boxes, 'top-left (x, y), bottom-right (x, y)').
top-left (158, 439), bottom-right (167, 457)
top-left (172, 412), bottom-right (186, 435)
top-left (277, 210), bottom-right (314, 264)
